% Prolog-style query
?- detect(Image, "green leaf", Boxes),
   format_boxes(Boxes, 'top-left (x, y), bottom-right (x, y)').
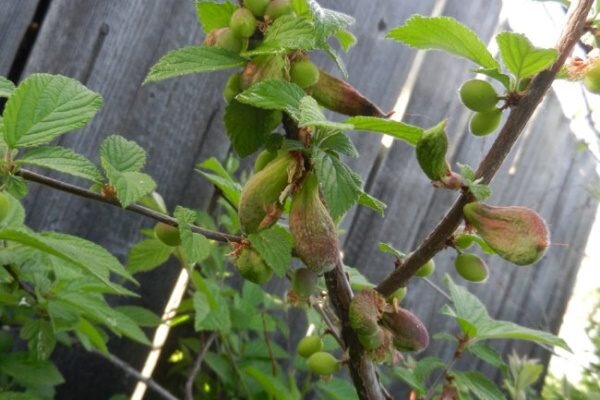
top-left (100, 135), bottom-right (146, 173)
top-left (335, 29), bottom-right (357, 52)
top-left (0, 192), bottom-right (25, 229)
top-left (3, 175), bottom-right (28, 199)
top-left (2, 74), bottom-right (102, 148)
top-left (454, 233), bottom-right (496, 255)
top-left (193, 291), bottom-right (211, 329)
top-left (248, 225), bottom-right (293, 277)
top-left (467, 342), bottom-right (507, 372)
top-left (474, 67), bottom-right (511, 90)
top-left (244, 367), bottom-right (298, 400)
top-left (0, 228), bottom-right (135, 292)
top-left (317, 377), bottom-right (359, 400)
top-left (236, 80), bottom-right (306, 115)
top-left (244, 15), bottom-right (316, 56)
top-left (358, 191), bottom-right (386, 216)
top-left (453, 371), bottom-right (505, 400)
top-left (344, 265), bottom-right (375, 291)
top-left (105, 168), bottom-right (157, 208)
top-left (313, 147), bottom-right (361, 220)
top-left (308, 1), bottom-right (355, 47)
top-left (114, 305), bottom-right (161, 327)
top-left (346, 116), bottom-right (423, 146)
top-left (23, 320), bottom-right (56, 361)
top-left (377, 242), bottom-right (405, 259)
top-left (0, 352), bottom-right (64, 387)
top-left (468, 180), bottom-right (492, 202)
top-left (298, 97), bottom-right (354, 131)
top-left (174, 206), bottom-right (212, 265)
top-left (19, 146), bottom-right (103, 183)
top-left (387, 16), bottom-right (498, 69)
top-left (496, 32), bottom-right (558, 81)
top-left (224, 100), bottom-right (282, 157)
top-left (0, 76), bottom-right (16, 98)
top-left (74, 318), bottom-right (109, 354)
top-left (392, 366), bottom-right (427, 394)
top-left (314, 129), bottom-right (358, 157)
top-left (193, 274), bottom-right (231, 333)
top-left (195, 1), bottom-right (237, 33)
top-left (144, 46), bottom-right (247, 83)
top-left (127, 238), bottom-right (173, 274)
top-left (196, 157), bottom-right (242, 208)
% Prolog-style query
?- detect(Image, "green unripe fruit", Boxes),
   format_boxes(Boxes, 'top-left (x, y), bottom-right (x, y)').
top-left (223, 72), bottom-right (242, 103)
top-left (297, 335), bottom-right (323, 358)
top-left (265, 0), bottom-right (294, 19)
top-left (389, 287), bottom-right (407, 303)
top-left (291, 267), bottom-right (318, 298)
top-left (235, 248), bottom-right (273, 285)
top-left (0, 331), bottom-right (13, 353)
top-left (0, 192), bottom-right (10, 223)
top-left (454, 253), bottom-right (489, 283)
top-left (215, 28), bottom-right (246, 53)
top-left (415, 120), bottom-right (450, 181)
top-left (584, 62), bottom-right (600, 94)
top-left (307, 352), bottom-right (340, 375)
top-left (290, 60), bottom-right (320, 89)
top-left (253, 149), bottom-right (278, 173)
top-left (414, 259), bottom-right (435, 278)
top-left (230, 8), bottom-right (257, 38)
top-left (459, 79), bottom-right (499, 112)
top-left (240, 54), bottom-right (286, 90)
top-left (469, 108), bottom-right (502, 136)
top-left (243, 0), bottom-right (270, 17)
top-left (154, 223), bottom-right (181, 247)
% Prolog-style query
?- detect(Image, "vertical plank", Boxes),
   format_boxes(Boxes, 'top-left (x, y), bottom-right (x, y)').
top-left (0, 1), bottom-right (39, 75)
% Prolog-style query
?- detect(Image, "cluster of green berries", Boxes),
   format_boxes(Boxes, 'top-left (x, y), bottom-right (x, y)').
top-left (296, 335), bottom-right (341, 376)
top-left (459, 79), bottom-right (502, 136)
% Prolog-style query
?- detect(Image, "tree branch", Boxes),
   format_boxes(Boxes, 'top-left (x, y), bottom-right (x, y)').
top-left (375, 0), bottom-right (594, 297)
top-left (16, 168), bottom-right (243, 244)
top-left (184, 333), bottom-right (217, 400)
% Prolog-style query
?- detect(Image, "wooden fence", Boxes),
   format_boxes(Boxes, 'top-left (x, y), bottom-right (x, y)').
top-left (1, 0), bottom-right (598, 398)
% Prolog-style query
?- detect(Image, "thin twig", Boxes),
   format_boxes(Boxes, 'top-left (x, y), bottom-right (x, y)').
top-left (425, 335), bottom-right (468, 400)
top-left (17, 168), bottom-right (242, 243)
top-left (375, 0), bottom-right (595, 297)
top-left (309, 295), bottom-right (344, 348)
top-left (185, 333), bottom-right (217, 400)
top-left (261, 313), bottom-right (278, 376)
top-left (96, 351), bottom-right (178, 400)
top-left (2, 264), bottom-right (36, 298)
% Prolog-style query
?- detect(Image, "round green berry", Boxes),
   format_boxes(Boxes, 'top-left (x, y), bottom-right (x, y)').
top-left (230, 8), bottom-right (257, 38)
top-left (307, 352), bottom-right (340, 375)
top-left (215, 28), bottom-right (246, 53)
top-left (235, 248), bottom-right (273, 285)
top-left (389, 287), bottom-right (407, 302)
top-left (454, 253), bottom-right (489, 283)
top-left (223, 72), bottom-right (242, 103)
top-left (459, 79), bottom-right (498, 112)
top-left (469, 108), bottom-right (502, 136)
top-left (243, 0), bottom-right (270, 17)
top-left (0, 192), bottom-right (10, 223)
top-left (155, 223), bottom-right (181, 247)
top-left (297, 335), bottom-right (323, 358)
top-left (265, 0), bottom-right (294, 20)
top-left (290, 60), bottom-right (320, 89)
top-left (584, 62), bottom-right (600, 94)
top-left (414, 259), bottom-right (435, 278)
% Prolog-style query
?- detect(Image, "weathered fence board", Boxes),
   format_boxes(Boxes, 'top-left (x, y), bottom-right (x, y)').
top-left (0, 1), bottom-right (39, 75)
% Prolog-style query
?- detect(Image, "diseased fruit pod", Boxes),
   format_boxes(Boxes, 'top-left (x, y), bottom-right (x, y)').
top-left (414, 258), bottom-right (435, 278)
top-left (416, 121), bottom-right (451, 181)
top-left (349, 289), bottom-right (386, 338)
top-left (463, 202), bottom-right (550, 265)
top-left (154, 222), bottom-right (181, 247)
top-left (469, 108), bottom-right (502, 136)
top-left (291, 267), bottom-right (318, 298)
top-left (290, 60), bottom-right (320, 89)
top-left (289, 172), bottom-right (339, 274)
top-left (584, 59), bottom-right (600, 94)
top-left (230, 8), bottom-right (257, 38)
top-left (454, 253), bottom-right (489, 283)
top-left (381, 307), bottom-right (429, 353)
top-left (240, 54), bottom-right (286, 90)
top-left (235, 247), bottom-right (273, 285)
top-left (264, 0), bottom-right (294, 20)
top-left (459, 79), bottom-right (498, 112)
top-left (205, 28), bottom-right (247, 53)
top-left (253, 149), bottom-right (278, 172)
top-left (223, 72), bottom-right (242, 103)
top-left (297, 335), bottom-right (323, 358)
top-left (307, 352), bottom-right (340, 375)
top-left (238, 151), bottom-right (298, 233)
top-left (243, 0), bottom-right (270, 17)
top-left (309, 69), bottom-right (385, 117)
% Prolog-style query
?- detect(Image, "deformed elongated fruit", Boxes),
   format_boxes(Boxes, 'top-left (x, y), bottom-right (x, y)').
top-left (414, 258), bottom-right (435, 278)
top-left (381, 307), bottom-right (429, 353)
top-left (291, 267), bottom-right (318, 298)
top-left (459, 79), bottom-right (498, 112)
top-left (205, 28), bottom-right (246, 53)
top-left (309, 69), bottom-right (385, 117)
top-left (349, 289), bottom-right (386, 338)
top-left (289, 172), bottom-right (339, 274)
top-left (416, 121), bottom-right (450, 181)
top-left (154, 222), bottom-right (181, 247)
top-left (235, 247), bottom-right (273, 285)
top-left (463, 202), bottom-right (550, 265)
top-left (297, 335), bottom-right (323, 358)
top-left (307, 352), bottom-right (340, 375)
top-left (454, 253), bottom-right (489, 282)
top-left (469, 108), bottom-right (502, 136)
top-left (230, 7), bottom-right (257, 38)
top-left (290, 60), bottom-right (320, 89)
top-left (240, 54), bottom-right (286, 90)
top-left (253, 149), bottom-right (278, 173)
top-left (239, 152), bottom-right (296, 233)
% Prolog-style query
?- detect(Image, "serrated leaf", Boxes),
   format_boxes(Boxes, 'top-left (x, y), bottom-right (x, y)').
top-left (467, 342), bottom-right (507, 372)
top-left (193, 275), bottom-right (231, 333)
top-left (299, 96), bottom-right (354, 131)
top-left (317, 377), bottom-right (359, 400)
top-left (346, 116), bottom-right (423, 146)
top-left (174, 206), bottom-right (212, 265)
top-left (468, 180), bottom-right (492, 201)
top-left (21, 319), bottom-right (56, 361)
top-left (387, 16), bottom-right (498, 69)
top-left (75, 318), bottom-right (109, 354)
top-left (106, 168), bottom-right (156, 208)
top-left (453, 371), bottom-right (505, 400)
top-left (0, 353), bottom-right (64, 387)
top-left (0, 192), bottom-right (25, 229)
top-left (2, 74), bottom-right (102, 148)
top-left (100, 135), bottom-right (146, 173)
top-left (313, 148), bottom-right (361, 221)
top-left (308, 0), bottom-right (355, 46)
top-left (127, 238), bottom-right (173, 274)
top-left (193, 291), bottom-right (211, 329)
top-left (315, 130), bottom-right (358, 157)
top-left (224, 100), bottom-right (282, 157)
top-left (0, 228), bottom-right (135, 292)
top-left (3, 175), bottom-right (28, 199)
top-left (496, 32), bottom-right (558, 81)
top-left (358, 192), bottom-right (386, 216)
top-left (196, 157), bottom-right (242, 207)
top-left (0, 76), bottom-right (16, 98)
top-left (114, 305), bottom-right (161, 327)
top-left (236, 80), bottom-right (306, 115)
top-left (244, 15), bottom-right (316, 56)
top-left (248, 225), bottom-right (292, 277)
top-left (474, 67), bottom-right (511, 90)
top-left (195, 1), bottom-right (237, 33)
top-left (19, 146), bottom-right (103, 183)
top-left (144, 46), bottom-right (247, 83)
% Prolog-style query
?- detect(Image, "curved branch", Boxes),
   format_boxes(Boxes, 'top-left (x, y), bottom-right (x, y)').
top-left (376, 0), bottom-right (594, 297)
top-left (16, 168), bottom-right (243, 243)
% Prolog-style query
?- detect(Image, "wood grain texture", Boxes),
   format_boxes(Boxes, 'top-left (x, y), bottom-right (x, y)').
top-left (0, 0), bottom-right (39, 75)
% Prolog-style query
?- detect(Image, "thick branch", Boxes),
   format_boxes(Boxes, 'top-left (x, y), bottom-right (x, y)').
top-left (375, 0), bottom-right (594, 297)
top-left (16, 169), bottom-right (242, 243)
